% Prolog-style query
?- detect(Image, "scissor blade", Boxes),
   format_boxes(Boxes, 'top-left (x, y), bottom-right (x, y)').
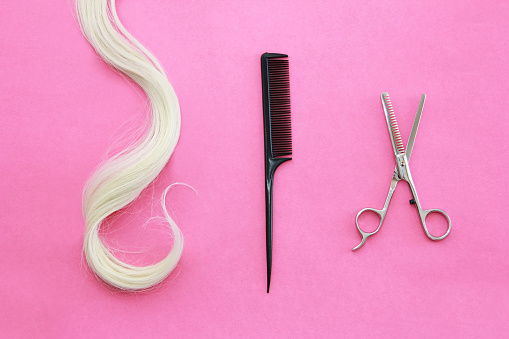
top-left (381, 92), bottom-right (406, 157)
top-left (405, 94), bottom-right (425, 161)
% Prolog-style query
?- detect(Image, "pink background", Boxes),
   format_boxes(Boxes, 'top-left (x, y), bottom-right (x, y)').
top-left (1, 0), bottom-right (508, 337)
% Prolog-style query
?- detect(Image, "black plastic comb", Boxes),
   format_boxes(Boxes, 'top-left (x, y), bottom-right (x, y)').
top-left (261, 53), bottom-right (292, 293)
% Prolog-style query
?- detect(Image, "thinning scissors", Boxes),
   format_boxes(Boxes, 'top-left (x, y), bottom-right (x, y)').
top-left (353, 93), bottom-right (451, 251)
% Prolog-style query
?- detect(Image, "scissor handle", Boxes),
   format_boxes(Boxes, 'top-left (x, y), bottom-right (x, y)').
top-left (418, 208), bottom-right (451, 241)
top-left (353, 207), bottom-right (387, 251)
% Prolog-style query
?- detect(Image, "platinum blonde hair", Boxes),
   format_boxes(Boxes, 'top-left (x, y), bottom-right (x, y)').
top-left (76, 0), bottom-right (183, 290)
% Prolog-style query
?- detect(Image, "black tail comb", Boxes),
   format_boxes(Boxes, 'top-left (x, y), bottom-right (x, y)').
top-left (261, 53), bottom-right (293, 293)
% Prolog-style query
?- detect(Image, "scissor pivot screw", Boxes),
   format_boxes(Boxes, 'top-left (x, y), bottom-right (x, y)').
top-left (409, 199), bottom-right (416, 205)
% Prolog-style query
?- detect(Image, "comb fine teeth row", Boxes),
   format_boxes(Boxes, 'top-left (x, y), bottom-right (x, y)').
top-left (267, 58), bottom-right (292, 158)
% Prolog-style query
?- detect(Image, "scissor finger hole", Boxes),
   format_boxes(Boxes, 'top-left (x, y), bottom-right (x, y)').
top-left (424, 211), bottom-right (449, 238)
top-left (357, 210), bottom-right (381, 233)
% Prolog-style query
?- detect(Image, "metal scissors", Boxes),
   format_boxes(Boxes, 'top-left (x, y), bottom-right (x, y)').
top-left (353, 93), bottom-right (451, 251)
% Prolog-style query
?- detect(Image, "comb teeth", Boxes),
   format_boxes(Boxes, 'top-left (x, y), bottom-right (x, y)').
top-left (383, 93), bottom-right (405, 154)
top-left (267, 58), bottom-right (292, 158)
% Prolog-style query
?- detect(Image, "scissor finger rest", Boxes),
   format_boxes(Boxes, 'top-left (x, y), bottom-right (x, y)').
top-left (353, 208), bottom-right (386, 251)
top-left (418, 208), bottom-right (452, 241)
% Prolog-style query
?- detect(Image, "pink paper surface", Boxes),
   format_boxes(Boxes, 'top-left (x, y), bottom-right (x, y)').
top-left (1, 0), bottom-right (508, 337)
